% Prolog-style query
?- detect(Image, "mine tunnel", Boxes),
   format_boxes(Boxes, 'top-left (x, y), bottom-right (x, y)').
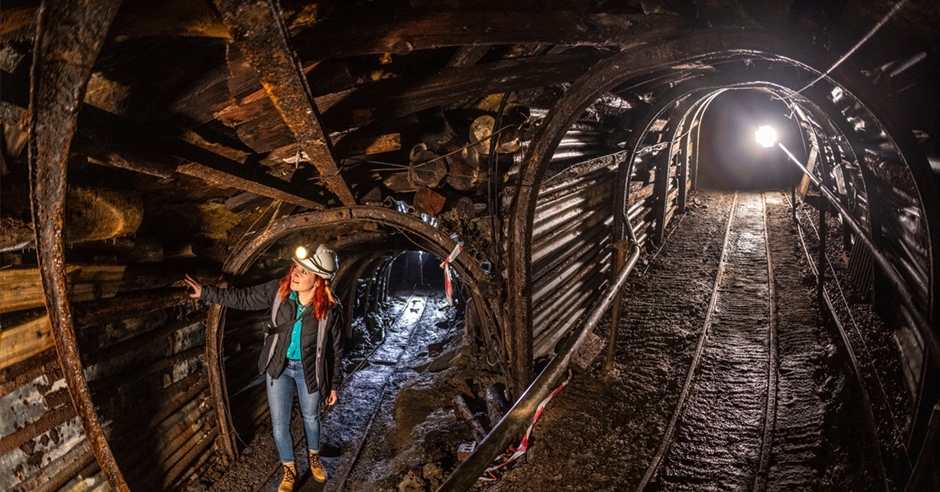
top-left (1, 1), bottom-right (938, 491)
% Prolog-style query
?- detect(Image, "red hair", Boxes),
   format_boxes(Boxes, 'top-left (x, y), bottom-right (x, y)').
top-left (279, 263), bottom-right (337, 320)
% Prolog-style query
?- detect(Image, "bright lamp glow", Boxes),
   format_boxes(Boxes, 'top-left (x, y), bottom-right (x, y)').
top-left (755, 125), bottom-right (777, 148)
top-left (295, 245), bottom-right (308, 260)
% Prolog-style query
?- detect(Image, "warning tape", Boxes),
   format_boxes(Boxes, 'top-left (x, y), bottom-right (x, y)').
top-left (481, 369), bottom-right (574, 481)
top-left (440, 243), bottom-right (463, 306)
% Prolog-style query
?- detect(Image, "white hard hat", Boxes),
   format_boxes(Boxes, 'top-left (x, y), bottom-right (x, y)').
top-left (293, 244), bottom-right (338, 280)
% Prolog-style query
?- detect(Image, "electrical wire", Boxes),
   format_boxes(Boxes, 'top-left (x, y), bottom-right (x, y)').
top-left (787, 0), bottom-right (910, 99)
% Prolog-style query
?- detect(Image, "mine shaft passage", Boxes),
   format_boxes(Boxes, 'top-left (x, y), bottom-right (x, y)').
top-left (208, 282), bottom-right (467, 492)
top-left (485, 191), bottom-right (888, 492)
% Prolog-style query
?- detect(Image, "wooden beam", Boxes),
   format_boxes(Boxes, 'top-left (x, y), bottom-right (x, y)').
top-left (0, 78), bottom-right (329, 209)
top-left (260, 132), bottom-right (402, 167)
top-left (27, 1), bottom-right (128, 490)
top-left (225, 49), bottom-right (612, 154)
top-left (291, 10), bottom-right (686, 61)
top-left (1, 265), bottom-right (125, 314)
top-left (80, 105), bottom-right (328, 209)
top-left (323, 50), bottom-right (613, 129)
top-left (0, 315), bottom-right (54, 371)
top-left (213, 0), bottom-right (357, 207)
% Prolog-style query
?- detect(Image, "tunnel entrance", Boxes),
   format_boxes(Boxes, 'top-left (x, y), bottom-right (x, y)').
top-left (344, 249), bottom-right (460, 377)
top-left (696, 90), bottom-right (804, 191)
top-left (210, 241), bottom-right (477, 491)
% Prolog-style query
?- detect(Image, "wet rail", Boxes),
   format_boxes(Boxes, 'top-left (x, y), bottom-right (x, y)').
top-left (785, 194), bottom-right (893, 490)
top-left (328, 294), bottom-right (428, 492)
top-left (637, 192), bottom-right (780, 491)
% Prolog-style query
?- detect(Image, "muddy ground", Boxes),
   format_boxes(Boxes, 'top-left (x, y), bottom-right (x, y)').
top-left (196, 190), bottom-right (902, 492)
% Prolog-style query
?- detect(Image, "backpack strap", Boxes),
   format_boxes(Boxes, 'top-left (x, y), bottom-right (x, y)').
top-left (271, 292), bottom-right (282, 325)
top-left (263, 294), bottom-right (308, 336)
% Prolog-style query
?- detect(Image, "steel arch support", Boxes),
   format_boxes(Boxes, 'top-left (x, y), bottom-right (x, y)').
top-left (27, 1), bottom-right (127, 490)
top-left (509, 28), bottom-right (939, 395)
top-left (205, 207), bottom-right (498, 457)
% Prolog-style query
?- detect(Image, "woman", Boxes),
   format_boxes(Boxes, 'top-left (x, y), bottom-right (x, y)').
top-left (185, 244), bottom-right (342, 491)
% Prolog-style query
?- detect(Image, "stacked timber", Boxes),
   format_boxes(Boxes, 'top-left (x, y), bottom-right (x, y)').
top-left (0, 197), bottom-right (221, 491)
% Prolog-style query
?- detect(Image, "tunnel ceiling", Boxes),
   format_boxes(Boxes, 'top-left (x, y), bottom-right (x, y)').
top-left (2, 0), bottom-right (938, 278)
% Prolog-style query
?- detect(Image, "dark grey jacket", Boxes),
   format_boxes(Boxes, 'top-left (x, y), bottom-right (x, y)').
top-left (201, 278), bottom-right (343, 396)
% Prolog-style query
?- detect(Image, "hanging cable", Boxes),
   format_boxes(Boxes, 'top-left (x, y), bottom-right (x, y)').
top-left (488, 93), bottom-right (511, 296)
top-left (792, 0), bottom-right (910, 97)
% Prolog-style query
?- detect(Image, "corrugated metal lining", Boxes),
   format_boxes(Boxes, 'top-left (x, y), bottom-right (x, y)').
top-left (530, 136), bottom-right (622, 358)
top-left (825, 88), bottom-right (932, 313)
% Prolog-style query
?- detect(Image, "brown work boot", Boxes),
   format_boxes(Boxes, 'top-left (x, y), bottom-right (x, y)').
top-left (308, 450), bottom-right (327, 482)
top-left (278, 463), bottom-right (296, 492)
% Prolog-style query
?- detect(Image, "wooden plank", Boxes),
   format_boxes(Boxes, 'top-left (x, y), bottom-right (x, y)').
top-left (1, 265), bottom-right (125, 314)
top-left (291, 10), bottom-right (684, 61)
top-left (214, 0), bottom-right (357, 207)
top-left (797, 146), bottom-right (818, 199)
top-left (261, 132), bottom-right (401, 167)
top-left (227, 50), bottom-right (610, 153)
top-left (0, 315), bottom-right (54, 371)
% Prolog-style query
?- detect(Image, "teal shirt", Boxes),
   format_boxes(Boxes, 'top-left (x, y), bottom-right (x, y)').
top-left (286, 291), bottom-right (308, 360)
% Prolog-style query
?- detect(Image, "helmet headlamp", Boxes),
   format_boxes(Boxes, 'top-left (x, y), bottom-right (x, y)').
top-left (291, 243), bottom-right (338, 280)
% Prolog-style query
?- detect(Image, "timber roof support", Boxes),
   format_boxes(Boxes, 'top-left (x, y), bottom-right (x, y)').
top-left (213, 0), bottom-right (357, 207)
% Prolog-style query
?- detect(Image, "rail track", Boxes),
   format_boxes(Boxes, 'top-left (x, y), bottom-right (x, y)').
top-left (633, 192), bottom-right (780, 491)
top-left (625, 191), bottom-right (887, 491)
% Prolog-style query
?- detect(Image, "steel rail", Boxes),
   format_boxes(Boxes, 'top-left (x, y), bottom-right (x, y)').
top-left (777, 143), bottom-right (938, 372)
top-left (436, 239), bottom-right (641, 492)
top-left (753, 193), bottom-right (780, 491)
top-left (786, 193), bottom-right (893, 491)
top-left (634, 192), bottom-right (740, 491)
top-left (334, 294), bottom-right (428, 492)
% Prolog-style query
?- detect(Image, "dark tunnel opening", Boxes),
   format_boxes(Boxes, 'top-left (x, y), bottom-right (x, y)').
top-left (220, 245), bottom-right (466, 457)
top-left (697, 90), bottom-right (805, 191)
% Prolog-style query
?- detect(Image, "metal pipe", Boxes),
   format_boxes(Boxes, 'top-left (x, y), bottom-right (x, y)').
top-left (551, 149), bottom-right (608, 162)
top-left (532, 224), bottom-right (612, 281)
top-left (778, 143), bottom-right (937, 367)
top-left (532, 213), bottom-right (613, 266)
top-left (604, 243), bottom-right (629, 373)
top-left (436, 241), bottom-right (641, 492)
top-left (818, 193), bottom-right (828, 302)
top-left (533, 199), bottom-right (602, 242)
top-left (534, 193), bottom-right (606, 241)
top-left (538, 172), bottom-right (611, 199)
top-left (536, 174), bottom-right (613, 213)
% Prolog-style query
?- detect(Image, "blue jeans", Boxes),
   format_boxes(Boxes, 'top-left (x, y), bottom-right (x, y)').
top-left (267, 360), bottom-right (321, 464)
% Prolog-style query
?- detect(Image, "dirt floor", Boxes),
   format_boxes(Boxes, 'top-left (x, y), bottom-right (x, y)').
top-left (198, 190), bottom-right (905, 492)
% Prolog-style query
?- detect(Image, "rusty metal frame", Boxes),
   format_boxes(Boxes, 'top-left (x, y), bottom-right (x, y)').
top-left (205, 206), bottom-right (498, 458)
top-left (509, 28), bottom-right (940, 397)
top-left (27, 1), bottom-right (128, 490)
top-left (213, 0), bottom-right (356, 207)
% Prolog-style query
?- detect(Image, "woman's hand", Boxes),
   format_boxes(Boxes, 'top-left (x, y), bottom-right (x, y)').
top-left (184, 274), bottom-right (202, 299)
top-left (326, 390), bottom-right (338, 406)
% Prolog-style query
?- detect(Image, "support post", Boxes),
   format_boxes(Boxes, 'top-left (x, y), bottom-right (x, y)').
top-left (28, 1), bottom-right (129, 490)
top-left (603, 242), bottom-right (630, 373)
top-left (818, 190), bottom-right (828, 303)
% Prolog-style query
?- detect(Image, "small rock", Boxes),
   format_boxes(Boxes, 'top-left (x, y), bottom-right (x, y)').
top-left (423, 462), bottom-right (443, 481)
top-left (398, 470), bottom-right (427, 492)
